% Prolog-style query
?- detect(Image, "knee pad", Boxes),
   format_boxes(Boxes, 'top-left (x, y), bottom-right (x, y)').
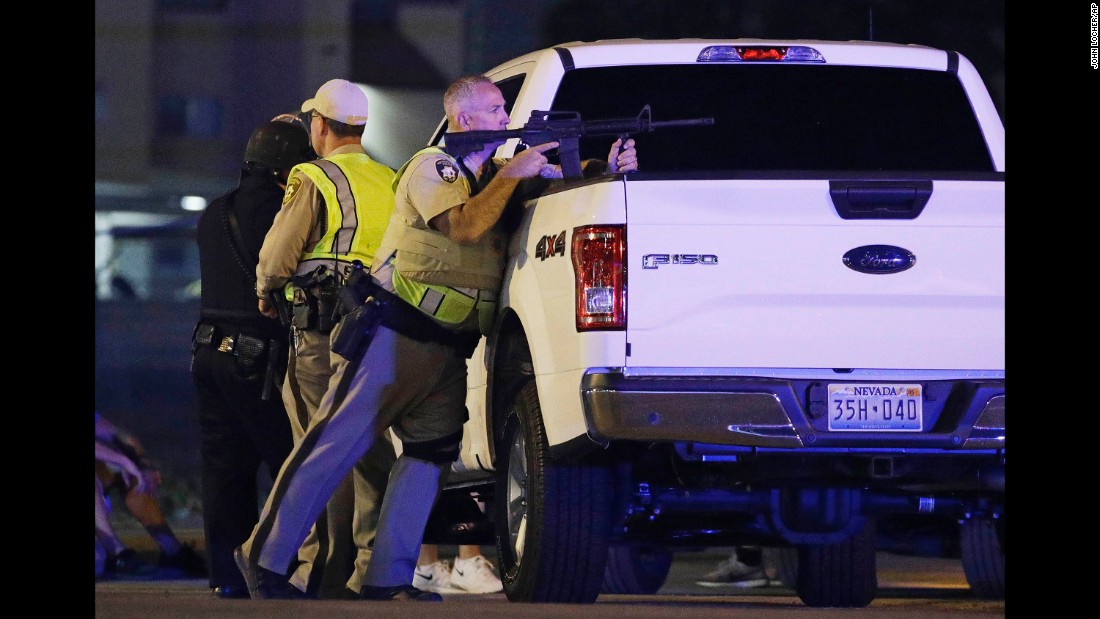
top-left (401, 429), bottom-right (462, 465)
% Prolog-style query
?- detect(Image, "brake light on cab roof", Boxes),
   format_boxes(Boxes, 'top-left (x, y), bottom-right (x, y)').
top-left (696, 45), bottom-right (826, 63)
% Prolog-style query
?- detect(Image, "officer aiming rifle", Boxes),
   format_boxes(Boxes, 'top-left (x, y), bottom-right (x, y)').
top-left (443, 104), bottom-right (714, 179)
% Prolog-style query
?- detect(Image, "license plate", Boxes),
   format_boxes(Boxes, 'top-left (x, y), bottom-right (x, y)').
top-left (827, 383), bottom-right (923, 431)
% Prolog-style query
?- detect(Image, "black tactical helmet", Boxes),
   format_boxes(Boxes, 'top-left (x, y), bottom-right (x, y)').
top-left (243, 120), bottom-right (312, 170)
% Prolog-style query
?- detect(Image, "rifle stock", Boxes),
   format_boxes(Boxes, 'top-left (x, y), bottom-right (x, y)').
top-left (443, 105), bottom-right (714, 179)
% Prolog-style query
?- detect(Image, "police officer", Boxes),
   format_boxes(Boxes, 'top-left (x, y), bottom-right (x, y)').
top-left (191, 118), bottom-right (312, 598)
top-left (250, 79), bottom-right (398, 599)
top-left (234, 74), bottom-right (637, 602)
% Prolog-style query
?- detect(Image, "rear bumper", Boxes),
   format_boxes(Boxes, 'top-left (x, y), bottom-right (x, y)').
top-left (580, 370), bottom-right (1004, 451)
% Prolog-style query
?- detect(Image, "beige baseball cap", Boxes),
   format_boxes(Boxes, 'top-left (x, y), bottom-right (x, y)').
top-left (300, 79), bottom-right (369, 126)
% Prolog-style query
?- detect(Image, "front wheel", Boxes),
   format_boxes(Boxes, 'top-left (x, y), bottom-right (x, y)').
top-left (602, 542), bottom-right (673, 594)
top-left (493, 381), bottom-right (614, 602)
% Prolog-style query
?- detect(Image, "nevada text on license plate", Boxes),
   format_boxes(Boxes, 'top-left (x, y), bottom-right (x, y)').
top-left (827, 383), bottom-right (923, 431)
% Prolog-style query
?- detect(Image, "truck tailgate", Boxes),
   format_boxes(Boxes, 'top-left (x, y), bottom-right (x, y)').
top-left (623, 178), bottom-right (1005, 371)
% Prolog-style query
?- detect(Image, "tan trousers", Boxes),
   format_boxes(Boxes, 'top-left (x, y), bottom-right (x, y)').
top-left (244, 323), bottom-right (468, 589)
top-left (280, 327), bottom-right (395, 597)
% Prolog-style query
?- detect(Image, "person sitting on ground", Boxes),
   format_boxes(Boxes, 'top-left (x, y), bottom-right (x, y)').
top-left (96, 439), bottom-right (156, 579)
top-left (95, 411), bottom-right (208, 579)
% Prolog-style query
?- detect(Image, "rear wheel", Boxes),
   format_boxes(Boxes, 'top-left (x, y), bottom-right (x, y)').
top-left (493, 381), bottom-right (614, 602)
top-left (960, 517), bottom-right (1004, 599)
top-left (763, 546), bottom-right (799, 588)
top-left (795, 519), bottom-right (878, 607)
top-left (601, 542), bottom-right (673, 594)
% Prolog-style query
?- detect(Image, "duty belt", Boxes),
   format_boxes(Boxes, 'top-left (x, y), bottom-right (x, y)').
top-left (336, 260), bottom-right (482, 358)
top-left (193, 323), bottom-right (269, 359)
top-left (193, 323), bottom-right (286, 400)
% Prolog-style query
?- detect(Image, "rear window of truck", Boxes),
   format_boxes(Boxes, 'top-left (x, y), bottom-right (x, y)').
top-left (551, 64), bottom-right (995, 173)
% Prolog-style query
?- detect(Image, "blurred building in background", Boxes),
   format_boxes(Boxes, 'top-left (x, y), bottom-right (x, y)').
top-left (95, 0), bottom-right (573, 519)
top-left (94, 0), bottom-right (1004, 522)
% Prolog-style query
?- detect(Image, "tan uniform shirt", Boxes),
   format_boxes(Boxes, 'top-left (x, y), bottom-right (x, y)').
top-left (397, 153), bottom-right (506, 231)
top-left (255, 144), bottom-right (367, 299)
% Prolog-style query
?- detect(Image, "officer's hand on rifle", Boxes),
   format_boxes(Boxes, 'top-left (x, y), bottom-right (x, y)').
top-left (538, 137), bottom-right (640, 179)
top-left (607, 137), bottom-right (638, 174)
top-left (501, 141), bottom-right (559, 179)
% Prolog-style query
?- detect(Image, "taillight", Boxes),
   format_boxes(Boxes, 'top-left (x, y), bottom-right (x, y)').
top-left (571, 225), bottom-right (625, 331)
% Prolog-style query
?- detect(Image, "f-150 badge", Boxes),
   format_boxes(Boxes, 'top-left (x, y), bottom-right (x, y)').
top-left (642, 254), bottom-right (718, 269)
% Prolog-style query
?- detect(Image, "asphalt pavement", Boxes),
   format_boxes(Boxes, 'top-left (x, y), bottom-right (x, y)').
top-left (95, 520), bottom-right (1004, 618)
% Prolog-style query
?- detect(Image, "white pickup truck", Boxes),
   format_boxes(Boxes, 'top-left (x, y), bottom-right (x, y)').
top-left (424, 38), bottom-right (1004, 608)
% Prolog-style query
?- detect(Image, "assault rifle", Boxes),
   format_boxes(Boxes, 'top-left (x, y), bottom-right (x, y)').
top-left (442, 105), bottom-right (714, 179)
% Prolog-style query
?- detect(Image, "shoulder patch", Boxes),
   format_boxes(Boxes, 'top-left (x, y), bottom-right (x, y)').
top-left (435, 159), bottom-right (459, 183)
top-left (282, 175), bottom-right (303, 205)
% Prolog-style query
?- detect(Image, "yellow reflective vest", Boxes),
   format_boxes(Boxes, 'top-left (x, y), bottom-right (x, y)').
top-left (375, 147), bottom-right (506, 331)
top-left (290, 152), bottom-right (395, 279)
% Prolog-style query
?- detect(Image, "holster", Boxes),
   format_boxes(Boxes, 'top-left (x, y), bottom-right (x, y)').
top-left (192, 323), bottom-right (216, 353)
top-left (315, 286), bottom-right (341, 334)
top-left (338, 260), bottom-right (374, 314)
top-left (331, 301), bottom-right (381, 361)
top-left (234, 334), bottom-right (267, 373)
top-left (261, 339), bottom-right (285, 401)
top-left (291, 289), bottom-right (316, 331)
top-left (288, 267), bottom-right (343, 335)
top-left (267, 289), bottom-right (293, 327)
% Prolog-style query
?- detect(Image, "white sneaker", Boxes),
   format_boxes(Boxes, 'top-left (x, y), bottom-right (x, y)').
top-left (696, 555), bottom-right (770, 588)
top-left (413, 560), bottom-right (458, 593)
top-left (450, 555), bottom-right (503, 593)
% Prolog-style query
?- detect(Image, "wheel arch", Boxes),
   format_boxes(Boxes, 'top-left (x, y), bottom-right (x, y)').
top-left (487, 308), bottom-right (534, 466)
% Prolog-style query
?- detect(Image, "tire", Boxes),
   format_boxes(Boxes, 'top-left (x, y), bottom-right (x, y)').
top-left (602, 543), bottom-right (673, 594)
top-left (795, 519), bottom-right (878, 607)
top-left (960, 517), bottom-right (1004, 599)
top-left (493, 381), bottom-right (615, 602)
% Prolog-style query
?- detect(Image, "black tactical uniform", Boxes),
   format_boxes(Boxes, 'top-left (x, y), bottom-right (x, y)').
top-left (190, 120), bottom-right (311, 597)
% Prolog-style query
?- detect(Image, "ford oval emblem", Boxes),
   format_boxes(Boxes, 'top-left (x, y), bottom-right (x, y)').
top-left (842, 245), bottom-right (916, 274)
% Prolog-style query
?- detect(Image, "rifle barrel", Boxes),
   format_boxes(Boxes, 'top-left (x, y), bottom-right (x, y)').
top-left (443, 113), bottom-right (714, 158)
top-left (650, 117), bottom-right (715, 128)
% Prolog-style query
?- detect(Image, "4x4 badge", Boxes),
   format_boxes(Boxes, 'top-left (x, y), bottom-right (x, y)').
top-left (535, 230), bottom-right (566, 260)
top-left (842, 245), bottom-right (916, 274)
